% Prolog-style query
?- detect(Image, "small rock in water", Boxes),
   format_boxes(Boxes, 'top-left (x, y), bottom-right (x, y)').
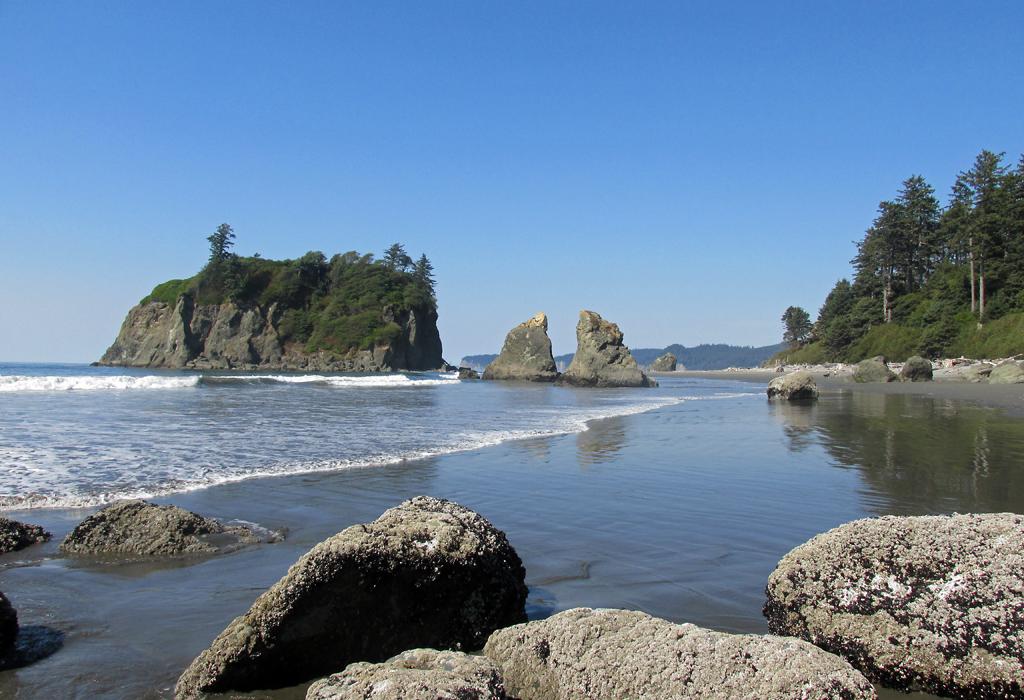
top-left (649, 352), bottom-right (677, 372)
top-left (306, 649), bottom-right (508, 700)
top-left (484, 607), bottom-right (875, 699)
top-left (764, 513), bottom-right (1024, 697)
top-left (0, 517), bottom-right (51, 555)
top-left (175, 496), bottom-right (527, 698)
top-left (766, 370), bottom-right (819, 401)
top-left (458, 366), bottom-right (481, 380)
top-left (0, 592), bottom-right (17, 655)
top-left (60, 500), bottom-right (267, 558)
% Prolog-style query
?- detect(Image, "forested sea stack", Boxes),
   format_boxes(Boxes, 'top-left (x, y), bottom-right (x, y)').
top-left (559, 310), bottom-right (655, 387)
top-left (99, 232), bottom-right (444, 371)
top-left (482, 313), bottom-right (558, 382)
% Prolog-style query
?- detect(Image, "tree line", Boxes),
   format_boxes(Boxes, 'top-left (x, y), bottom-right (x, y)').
top-left (781, 150), bottom-right (1024, 361)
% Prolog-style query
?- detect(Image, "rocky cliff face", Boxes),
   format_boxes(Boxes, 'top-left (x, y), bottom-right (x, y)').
top-left (98, 296), bottom-right (444, 372)
top-left (559, 311), bottom-right (655, 388)
top-left (482, 312), bottom-right (558, 382)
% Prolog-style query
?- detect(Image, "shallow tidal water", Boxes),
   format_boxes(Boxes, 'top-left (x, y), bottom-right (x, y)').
top-left (3, 370), bottom-right (1024, 699)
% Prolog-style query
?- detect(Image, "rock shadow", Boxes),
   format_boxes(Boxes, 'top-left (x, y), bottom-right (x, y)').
top-left (0, 625), bottom-right (65, 670)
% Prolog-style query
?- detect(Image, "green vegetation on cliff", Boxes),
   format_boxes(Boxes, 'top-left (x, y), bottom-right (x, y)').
top-left (777, 150), bottom-right (1024, 363)
top-left (141, 229), bottom-right (437, 355)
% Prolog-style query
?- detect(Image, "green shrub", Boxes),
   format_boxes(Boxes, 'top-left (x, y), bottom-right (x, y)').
top-left (845, 324), bottom-right (922, 362)
top-left (141, 278), bottom-right (194, 305)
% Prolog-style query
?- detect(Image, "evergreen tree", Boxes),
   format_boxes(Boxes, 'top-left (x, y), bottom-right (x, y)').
top-left (382, 243), bottom-right (413, 271)
top-left (412, 254), bottom-right (436, 297)
top-left (781, 306), bottom-right (812, 348)
top-left (207, 223), bottom-right (235, 265)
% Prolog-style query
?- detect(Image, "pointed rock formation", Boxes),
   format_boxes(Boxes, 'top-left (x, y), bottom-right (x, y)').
top-left (558, 311), bottom-right (655, 387)
top-left (482, 313), bottom-right (558, 382)
top-left (650, 352), bottom-right (677, 372)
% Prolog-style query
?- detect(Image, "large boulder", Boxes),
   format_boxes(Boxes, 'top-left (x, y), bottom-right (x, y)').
top-left (60, 500), bottom-right (265, 558)
top-left (764, 513), bottom-right (1024, 697)
top-left (766, 370), bottom-right (818, 401)
top-left (0, 592), bottom-right (16, 656)
top-left (558, 311), bottom-right (655, 388)
top-left (899, 355), bottom-right (933, 382)
top-left (176, 496), bottom-right (527, 698)
top-left (0, 517), bottom-right (51, 555)
top-left (307, 649), bottom-right (508, 700)
top-left (852, 356), bottom-right (896, 383)
top-left (482, 313), bottom-right (558, 382)
top-left (484, 607), bottom-right (875, 700)
top-left (458, 366), bottom-right (481, 380)
top-left (989, 360), bottom-right (1024, 384)
top-left (649, 352), bottom-right (677, 372)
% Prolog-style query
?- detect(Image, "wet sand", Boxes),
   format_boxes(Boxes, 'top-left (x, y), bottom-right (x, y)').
top-left (671, 369), bottom-right (1024, 416)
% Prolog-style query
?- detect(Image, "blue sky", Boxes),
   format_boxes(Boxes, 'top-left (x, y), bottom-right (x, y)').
top-left (1, 2), bottom-right (1021, 362)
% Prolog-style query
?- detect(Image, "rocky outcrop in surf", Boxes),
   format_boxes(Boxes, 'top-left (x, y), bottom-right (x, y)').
top-left (60, 500), bottom-right (268, 558)
top-left (175, 496), bottom-right (527, 698)
top-left (764, 513), bottom-right (1024, 697)
top-left (0, 518), bottom-right (50, 555)
top-left (307, 649), bottom-right (509, 700)
top-left (484, 607), bottom-right (875, 699)
top-left (98, 297), bottom-right (443, 372)
top-left (766, 370), bottom-right (818, 401)
top-left (649, 352), bottom-right (677, 372)
top-left (558, 311), bottom-right (655, 387)
top-left (482, 313), bottom-right (558, 382)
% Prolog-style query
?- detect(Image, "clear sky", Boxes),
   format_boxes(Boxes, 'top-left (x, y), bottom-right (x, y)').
top-left (1, 2), bottom-right (1021, 363)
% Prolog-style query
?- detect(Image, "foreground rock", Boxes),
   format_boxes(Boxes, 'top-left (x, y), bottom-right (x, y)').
top-left (176, 496), bottom-right (527, 698)
top-left (458, 366), bottom-right (480, 380)
top-left (0, 517), bottom-right (51, 555)
top-left (766, 370), bottom-right (818, 401)
top-left (989, 360), bottom-right (1024, 384)
top-left (0, 593), bottom-right (16, 655)
top-left (482, 313), bottom-right (558, 382)
top-left (649, 352), bottom-right (677, 372)
top-left (307, 649), bottom-right (508, 700)
top-left (61, 500), bottom-right (266, 557)
top-left (484, 607), bottom-right (875, 700)
top-left (765, 513), bottom-right (1024, 697)
top-left (899, 355), bottom-right (933, 382)
top-left (852, 356), bottom-right (896, 383)
top-left (558, 311), bottom-right (655, 388)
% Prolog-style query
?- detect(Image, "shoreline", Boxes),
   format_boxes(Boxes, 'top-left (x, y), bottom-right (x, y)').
top-left (667, 369), bottom-right (1024, 417)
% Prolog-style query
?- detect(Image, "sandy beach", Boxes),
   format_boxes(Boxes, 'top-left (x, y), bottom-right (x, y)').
top-left (667, 369), bottom-right (1024, 417)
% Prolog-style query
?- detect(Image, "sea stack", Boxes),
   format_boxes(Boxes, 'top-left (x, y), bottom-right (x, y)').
top-left (482, 313), bottom-right (558, 382)
top-left (650, 352), bottom-right (677, 372)
top-left (559, 311), bottom-right (655, 387)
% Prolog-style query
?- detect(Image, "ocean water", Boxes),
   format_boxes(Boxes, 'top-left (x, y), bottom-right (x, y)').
top-left (3, 364), bottom-right (1024, 699)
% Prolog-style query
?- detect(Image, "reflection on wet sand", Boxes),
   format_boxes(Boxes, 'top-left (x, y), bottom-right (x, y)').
top-left (774, 390), bottom-right (1024, 516)
top-left (576, 416), bottom-right (628, 467)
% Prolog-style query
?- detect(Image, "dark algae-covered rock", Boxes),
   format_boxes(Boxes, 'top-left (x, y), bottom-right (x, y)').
top-left (764, 513), bottom-right (1024, 698)
top-left (853, 355), bottom-right (896, 383)
top-left (899, 355), bottom-right (933, 382)
top-left (649, 352), bottom-right (677, 372)
top-left (558, 311), bottom-right (655, 388)
top-left (175, 496), bottom-right (527, 698)
top-left (484, 608), bottom-right (875, 700)
top-left (0, 517), bottom-right (51, 555)
top-left (0, 592), bottom-right (16, 656)
top-left (482, 312), bottom-right (558, 382)
top-left (60, 500), bottom-right (266, 558)
top-left (766, 370), bottom-right (819, 401)
top-left (306, 649), bottom-right (508, 700)
top-left (458, 366), bottom-right (481, 380)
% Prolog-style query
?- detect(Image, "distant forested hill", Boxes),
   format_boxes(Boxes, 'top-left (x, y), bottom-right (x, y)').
top-left (461, 342), bottom-right (785, 372)
top-left (773, 149), bottom-right (1024, 364)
